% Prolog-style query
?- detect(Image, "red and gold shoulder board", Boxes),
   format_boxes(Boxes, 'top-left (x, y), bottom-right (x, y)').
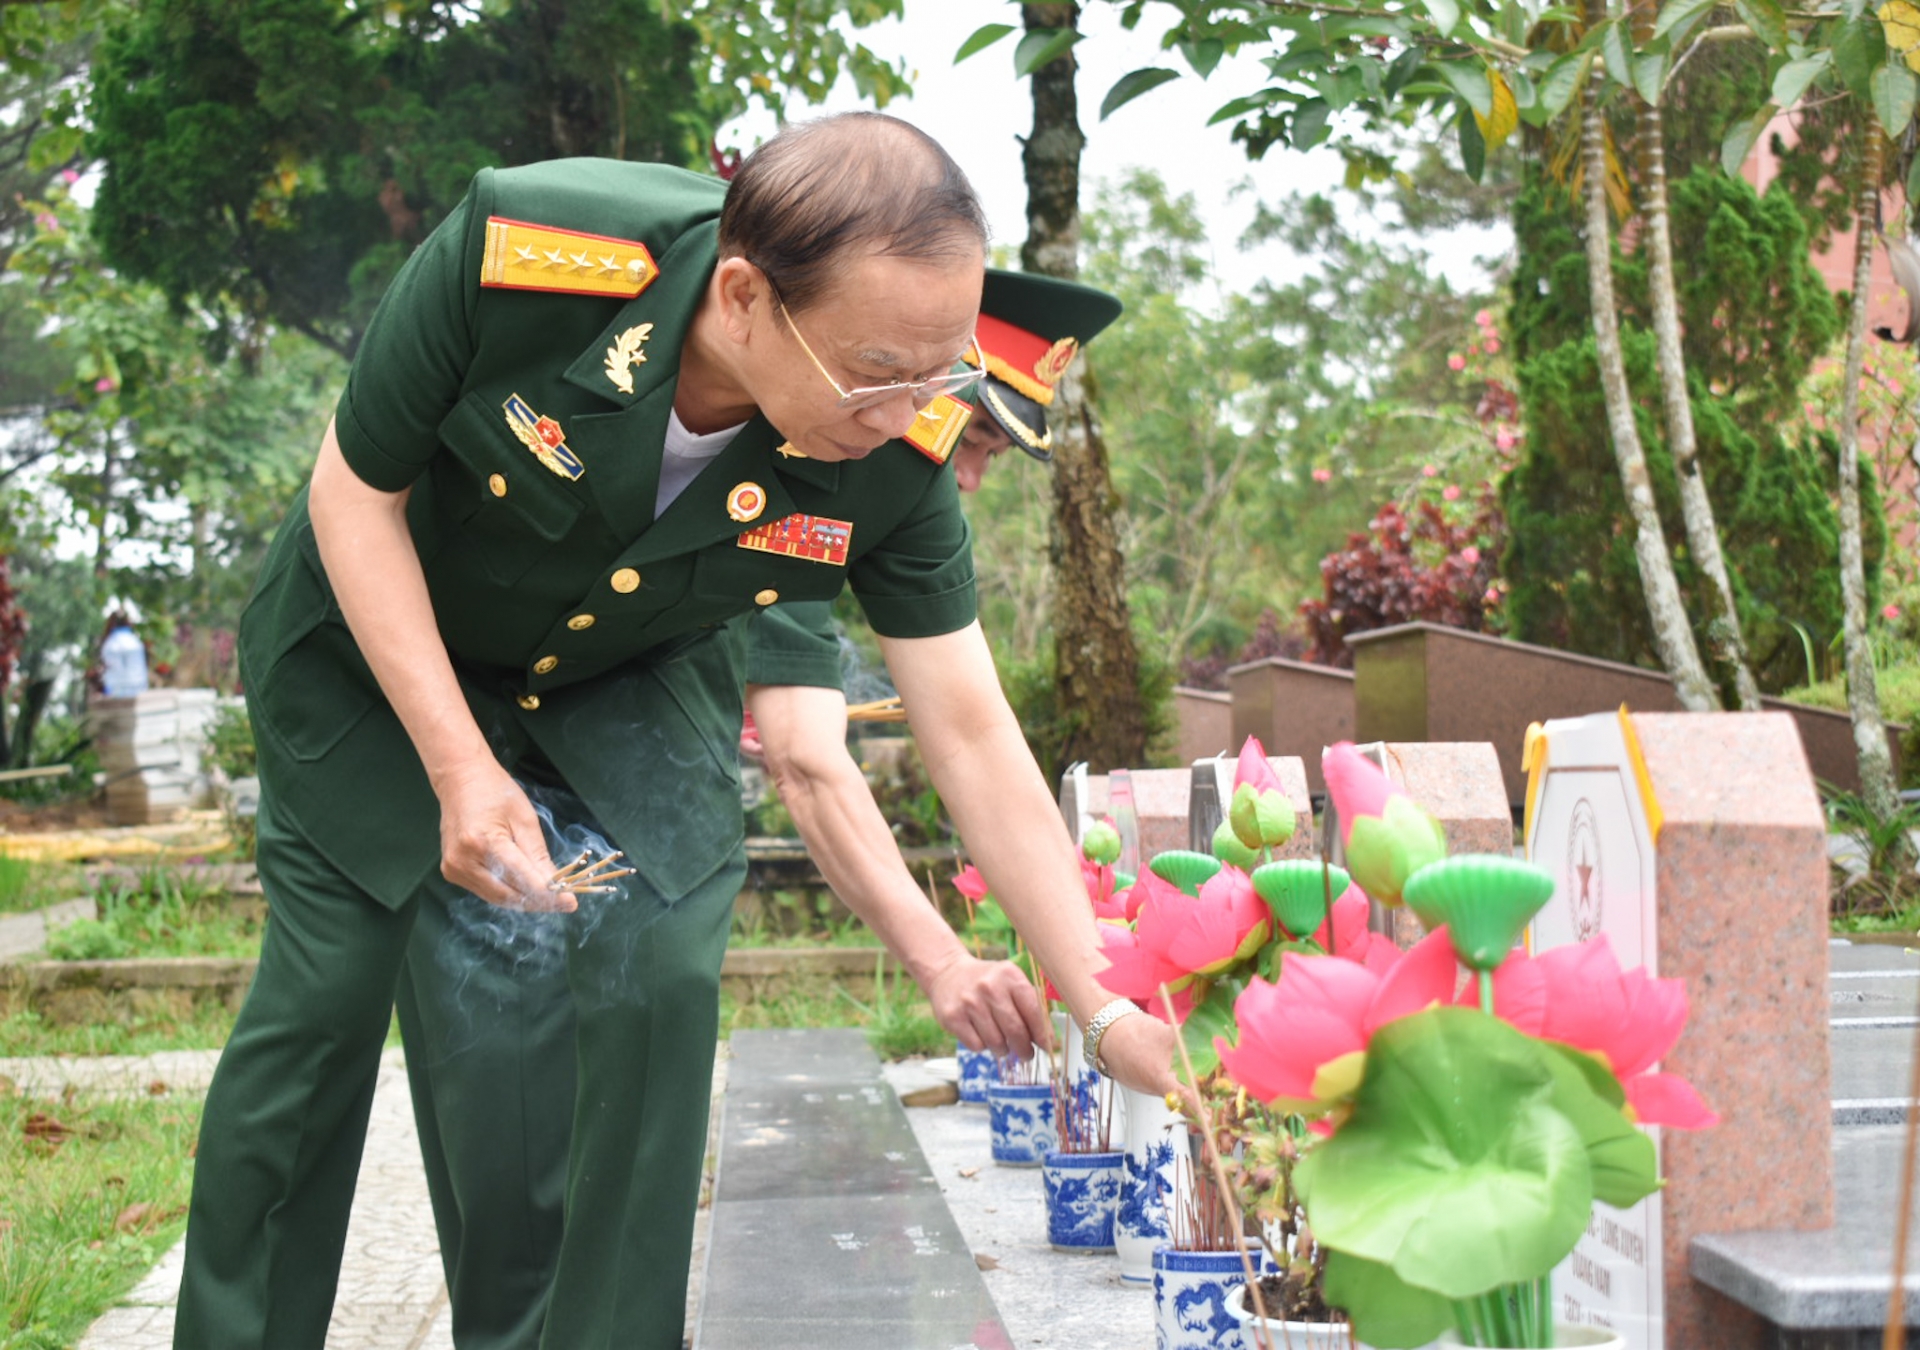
top-left (737, 513), bottom-right (853, 567)
top-left (480, 217), bottom-right (660, 300)
top-left (903, 394), bottom-right (972, 465)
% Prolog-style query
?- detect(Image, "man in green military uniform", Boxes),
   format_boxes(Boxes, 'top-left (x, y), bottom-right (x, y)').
top-left (179, 113), bottom-right (1169, 1350)
top-left (395, 268), bottom-right (1127, 1349)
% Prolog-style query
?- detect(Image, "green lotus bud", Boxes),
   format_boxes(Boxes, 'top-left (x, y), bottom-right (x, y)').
top-left (1082, 819), bottom-right (1122, 866)
top-left (1211, 818), bottom-right (1260, 870)
top-left (1231, 782), bottom-right (1297, 851)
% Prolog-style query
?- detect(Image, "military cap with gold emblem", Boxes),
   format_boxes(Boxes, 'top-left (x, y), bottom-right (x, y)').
top-left (965, 269), bottom-right (1124, 462)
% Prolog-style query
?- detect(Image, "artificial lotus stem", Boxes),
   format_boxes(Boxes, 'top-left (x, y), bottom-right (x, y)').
top-left (1159, 981), bottom-right (1276, 1350)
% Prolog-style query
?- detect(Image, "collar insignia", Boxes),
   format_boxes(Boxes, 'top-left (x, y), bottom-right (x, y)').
top-left (604, 323), bottom-right (654, 395)
top-left (903, 394), bottom-right (972, 464)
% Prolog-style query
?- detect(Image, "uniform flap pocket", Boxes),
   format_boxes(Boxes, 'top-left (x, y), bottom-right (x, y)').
top-left (240, 522), bottom-right (333, 676)
top-left (439, 394), bottom-right (587, 542)
top-left (689, 538), bottom-right (846, 607)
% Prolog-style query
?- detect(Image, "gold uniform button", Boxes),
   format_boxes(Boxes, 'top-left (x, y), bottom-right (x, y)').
top-left (533, 655), bottom-right (559, 675)
top-left (754, 588), bottom-right (779, 607)
top-left (517, 694), bottom-right (541, 711)
top-left (567, 614), bottom-right (596, 631)
top-left (488, 473), bottom-right (508, 498)
top-left (611, 568), bottom-right (641, 594)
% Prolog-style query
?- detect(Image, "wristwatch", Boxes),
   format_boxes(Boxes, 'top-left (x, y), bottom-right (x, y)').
top-left (1082, 998), bottom-right (1140, 1078)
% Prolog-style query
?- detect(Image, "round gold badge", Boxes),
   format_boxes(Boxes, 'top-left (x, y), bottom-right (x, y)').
top-left (726, 482), bottom-right (766, 523)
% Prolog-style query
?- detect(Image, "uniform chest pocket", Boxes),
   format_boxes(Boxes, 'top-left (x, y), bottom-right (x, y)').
top-left (688, 540), bottom-right (846, 611)
top-left (438, 395), bottom-right (587, 585)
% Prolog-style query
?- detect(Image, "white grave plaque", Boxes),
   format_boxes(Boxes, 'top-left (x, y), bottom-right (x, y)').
top-left (1059, 761), bottom-right (1092, 844)
top-left (1524, 711), bottom-right (1662, 1349)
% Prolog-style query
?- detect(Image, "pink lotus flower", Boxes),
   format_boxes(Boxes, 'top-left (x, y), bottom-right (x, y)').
top-left (1166, 865), bottom-right (1271, 978)
top-left (1322, 742), bottom-right (1447, 905)
top-left (1329, 891), bottom-right (1399, 973)
top-left (1082, 857), bottom-right (1130, 923)
top-left (1422, 463), bottom-right (1439, 477)
top-left (1218, 929), bottom-right (1458, 1115)
top-left (60, 168), bottom-right (79, 185)
top-left (1474, 309), bottom-right (1493, 327)
top-left (1095, 868), bottom-right (1198, 1003)
top-left (1488, 938), bottom-right (1718, 1129)
top-left (94, 377), bottom-right (116, 393)
top-left (1483, 338), bottom-right (1501, 355)
top-left (1883, 603), bottom-right (1902, 621)
top-left (1460, 545), bottom-right (1480, 564)
top-left (1447, 353), bottom-right (1466, 372)
top-left (1312, 467), bottom-right (1333, 483)
top-left (1494, 429), bottom-right (1516, 451)
top-left (1093, 917), bottom-right (1198, 1023)
top-left (1442, 484), bottom-right (1461, 501)
top-left (953, 864), bottom-right (989, 902)
top-left (1230, 735), bottom-right (1296, 850)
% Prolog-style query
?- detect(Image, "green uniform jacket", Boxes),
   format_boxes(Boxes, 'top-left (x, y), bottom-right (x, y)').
top-left (240, 159), bottom-right (975, 911)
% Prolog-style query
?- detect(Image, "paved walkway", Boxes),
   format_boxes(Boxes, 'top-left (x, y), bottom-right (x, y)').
top-left (4, 1047), bottom-right (726, 1350)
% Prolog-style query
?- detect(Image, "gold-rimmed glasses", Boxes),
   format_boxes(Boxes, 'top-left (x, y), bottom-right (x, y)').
top-left (759, 266), bottom-right (986, 411)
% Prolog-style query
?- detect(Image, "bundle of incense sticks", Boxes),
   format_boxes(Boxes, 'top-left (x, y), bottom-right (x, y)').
top-left (845, 697), bottom-right (906, 723)
top-left (547, 850), bottom-right (635, 895)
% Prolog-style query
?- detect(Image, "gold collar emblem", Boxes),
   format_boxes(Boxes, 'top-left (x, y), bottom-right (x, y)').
top-left (604, 323), bottom-right (654, 395)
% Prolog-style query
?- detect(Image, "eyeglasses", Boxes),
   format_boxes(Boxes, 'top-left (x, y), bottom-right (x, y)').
top-left (759, 267), bottom-right (986, 412)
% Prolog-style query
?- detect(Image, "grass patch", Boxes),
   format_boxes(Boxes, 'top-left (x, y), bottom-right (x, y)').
top-left (0, 860), bottom-right (86, 917)
top-left (1784, 663), bottom-right (1920, 722)
top-left (718, 960), bottom-right (950, 1061)
top-left (0, 1092), bottom-right (201, 1350)
top-left (0, 988), bottom-right (239, 1059)
top-left (44, 873), bottom-right (262, 962)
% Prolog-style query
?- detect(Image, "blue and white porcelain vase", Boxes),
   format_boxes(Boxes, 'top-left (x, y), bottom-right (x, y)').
top-left (1153, 1247), bottom-right (1258, 1350)
top-left (1040, 1149), bottom-right (1123, 1252)
top-left (986, 1082), bottom-right (1057, 1166)
top-left (956, 1043), bottom-right (998, 1104)
top-left (1115, 1083), bottom-right (1184, 1283)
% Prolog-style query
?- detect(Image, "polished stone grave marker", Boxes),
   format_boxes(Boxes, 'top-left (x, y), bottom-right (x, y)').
top-left (1526, 711), bottom-right (1831, 1350)
top-left (1319, 740), bottom-right (1511, 946)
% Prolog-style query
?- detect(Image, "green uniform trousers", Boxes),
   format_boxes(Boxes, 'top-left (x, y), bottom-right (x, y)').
top-left (176, 788), bottom-right (739, 1350)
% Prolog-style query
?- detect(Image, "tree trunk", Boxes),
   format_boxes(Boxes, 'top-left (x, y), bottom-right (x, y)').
top-left (1835, 118), bottom-right (1907, 831)
top-left (1021, 1), bottom-right (1148, 772)
top-left (1578, 53), bottom-right (1718, 710)
top-left (1637, 93), bottom-right (1762, 709)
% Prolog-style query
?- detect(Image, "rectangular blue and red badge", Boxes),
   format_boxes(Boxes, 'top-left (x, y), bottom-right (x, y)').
top-left (737, 513), bottom-right (852, 566)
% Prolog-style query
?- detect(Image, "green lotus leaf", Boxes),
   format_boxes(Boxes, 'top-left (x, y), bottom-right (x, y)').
top-left (1321, 1250), bottom-right (1456, 1350)
top-left (1251, 860), bottom-right (1350, 940)
top-left (1344, 795), bottom-right (1448, 904)
top-left (1179, 988), bottom-right (1236, 1082)
top-left (1211, 818), bottom-right (1261, 871)
top-left (1231, 782), bottom-right (1297, 850)
top-left (1293, 1007), bottom-right (1595, 1300)
top-left (1149, 849), bottom-right (1223, 896)
top-left (1401, 855), bottom-right (1557, 971)
top-left (1541, 1044), bottom-right (1661, 1211)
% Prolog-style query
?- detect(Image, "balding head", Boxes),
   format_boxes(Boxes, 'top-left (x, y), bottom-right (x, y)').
top-left (718, 113), bottom-right (987, 312)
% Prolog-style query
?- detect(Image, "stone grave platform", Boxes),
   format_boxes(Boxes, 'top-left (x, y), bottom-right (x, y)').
top-left (693, 1028), bottom-right (1015, 1350)
top-left (1690, 939), bottom-right (1920, 1346)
